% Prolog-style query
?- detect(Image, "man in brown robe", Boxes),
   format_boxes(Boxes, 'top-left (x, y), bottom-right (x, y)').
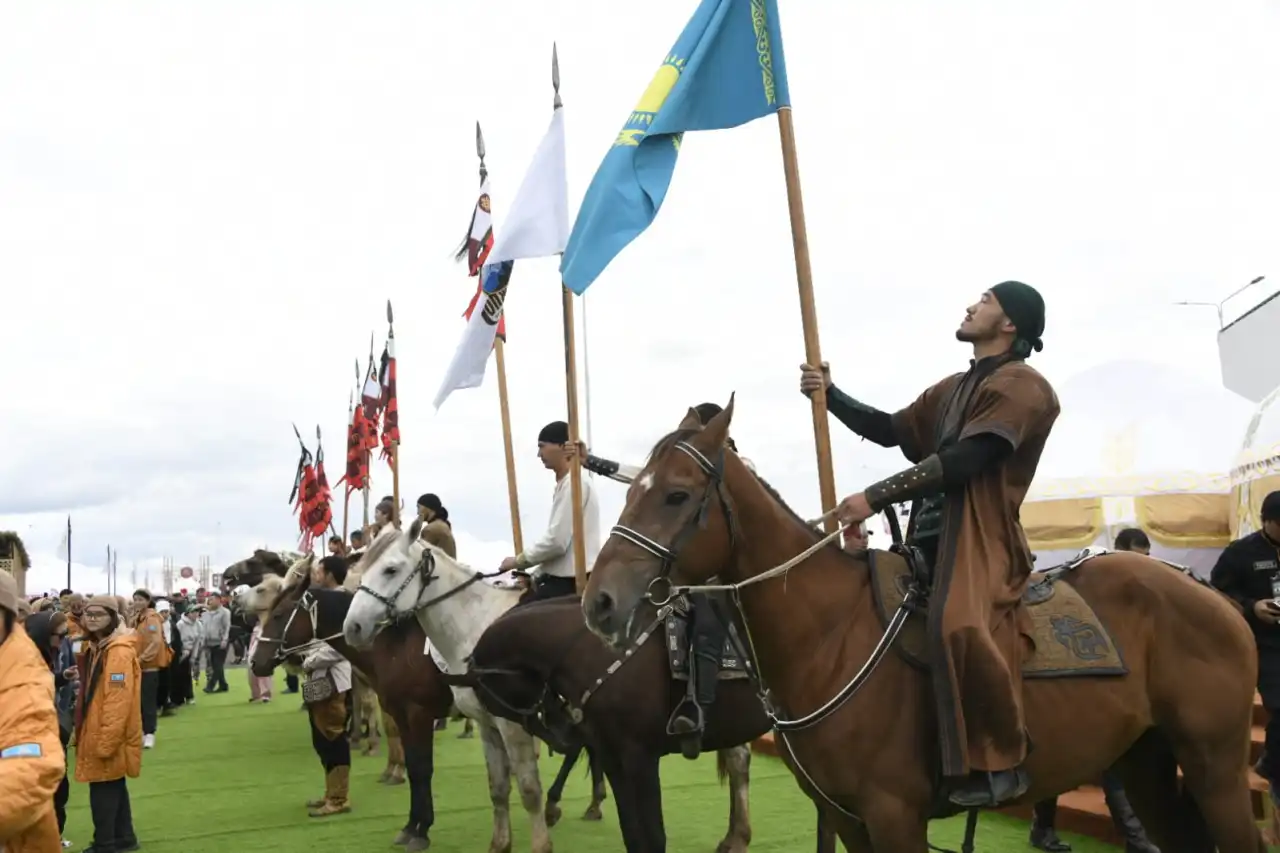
top-left (799, 280), bottom-right (1059, 808)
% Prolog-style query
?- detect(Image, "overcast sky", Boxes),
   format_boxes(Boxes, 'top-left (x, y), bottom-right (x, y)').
top-left (2, 0), bottom-right (1277, 593)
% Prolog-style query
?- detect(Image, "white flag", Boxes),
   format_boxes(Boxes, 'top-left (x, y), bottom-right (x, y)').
top-left (486, 108), bottom-right (569, 264)
top-left (432, 262), bottom-right (513, 410)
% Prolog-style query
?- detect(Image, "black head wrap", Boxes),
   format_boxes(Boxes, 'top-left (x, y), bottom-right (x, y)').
top-left (417, 493), bottom-right (450, 526)
top-left (990, 280), bottom-right (1045, 356)
top-left (693, 402), bottom-right (722, 424)
top-left (538, 421), bottom-right (570, 444)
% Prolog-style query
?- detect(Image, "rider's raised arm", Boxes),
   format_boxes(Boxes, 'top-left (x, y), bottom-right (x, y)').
top-left (826, 385), bottom-right (899, 449)
top-left (582, 453), bottom-right (641, 485)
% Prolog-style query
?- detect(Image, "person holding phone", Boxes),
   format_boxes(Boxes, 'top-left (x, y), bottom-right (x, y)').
top-left (1211, 490), bottom-right (1280, 789)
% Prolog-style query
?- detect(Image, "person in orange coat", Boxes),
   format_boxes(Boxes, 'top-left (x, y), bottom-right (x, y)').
top-left (129, 589), bottom-right (168, 750)
top-left (0, 571), bottom-right (66, 853)
top-left (74, 595), bottom-right (143, 853)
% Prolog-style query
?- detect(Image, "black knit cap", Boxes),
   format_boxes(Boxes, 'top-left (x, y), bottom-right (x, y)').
top-left (990, 280), bottom-right (1045, 354)
top-left (538, 421), bottom-right (570, 444)
top-left (693, 403), bottom-right (722, 424)
top-left (417, 493), bottom-right (442, 512)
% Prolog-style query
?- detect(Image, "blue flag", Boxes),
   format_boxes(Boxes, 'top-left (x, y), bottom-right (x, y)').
top-left (560, 0), bottom-right (790, 295)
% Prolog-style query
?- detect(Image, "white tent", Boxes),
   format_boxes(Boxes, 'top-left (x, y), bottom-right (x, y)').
top-left (1021, 360), bottom-right (1254, 577)
top-left (1231, 384), bottom-right (1280, 537)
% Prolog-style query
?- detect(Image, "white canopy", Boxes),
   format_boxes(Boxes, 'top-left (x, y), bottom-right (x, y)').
top-left (1231, 383), bottom-right (1280, 536)
top-left (1023, 360), bottom-right (1254, 577)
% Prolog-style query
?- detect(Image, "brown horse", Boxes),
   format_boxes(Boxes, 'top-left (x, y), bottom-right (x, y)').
top-left (582, 399), bottom-right (1264, 853)
top-left (225, 551), bottom-right (381, 757)
top-left (458, 594), bottom-right (757, 853)
top-left (250, 572), bottom-right (453, 852)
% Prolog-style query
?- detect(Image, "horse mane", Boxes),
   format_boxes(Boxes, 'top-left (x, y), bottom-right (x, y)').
top-left (645, 426), bottom-right (855, 562)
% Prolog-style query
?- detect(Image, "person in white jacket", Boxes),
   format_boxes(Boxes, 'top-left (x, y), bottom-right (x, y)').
top-left (498, 420), bottom-right (601, 602)
top-left (302, 556), bottom-right (354, 818)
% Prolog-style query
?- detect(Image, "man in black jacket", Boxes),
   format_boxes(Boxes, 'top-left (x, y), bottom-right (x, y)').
top-left (1211, 490), bottom-right (1280, 787)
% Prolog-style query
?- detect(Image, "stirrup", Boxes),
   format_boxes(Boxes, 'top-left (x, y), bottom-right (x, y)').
top-left (667, 700), bottom-right (704, 736)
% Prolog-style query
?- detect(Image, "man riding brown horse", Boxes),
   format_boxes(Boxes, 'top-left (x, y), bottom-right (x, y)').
top-left (581, 401), bottom-right (753, 760)
top-left (800, 280), bottom-right (1058, 809)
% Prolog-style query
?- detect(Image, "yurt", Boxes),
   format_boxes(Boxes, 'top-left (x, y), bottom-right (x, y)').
top-left (1020, 360), bottom-right (1254, 578)
top-left (1231, 384), bottom-right (1280, 537)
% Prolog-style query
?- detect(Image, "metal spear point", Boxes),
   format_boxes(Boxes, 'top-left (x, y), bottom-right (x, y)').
top-left (476, 121), bottom-right (487, 182)
top-left (355, 358), bottom-right (361, 385)
top-left (292, 422), bottom-right (306, 449)
top-left (316, 424), bottom-right (322, 443)
top-left (552, 43), bottom-right (562, 109)
top-left (386, 299), bottom-right (394, 325)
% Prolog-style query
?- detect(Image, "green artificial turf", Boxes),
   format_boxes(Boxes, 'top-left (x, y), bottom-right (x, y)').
top-left (60, 670), bottom-right (1121, 852)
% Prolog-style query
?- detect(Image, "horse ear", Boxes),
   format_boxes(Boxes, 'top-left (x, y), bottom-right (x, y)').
top-left (699, 393), bottom-right (735, 447)
top-left (678, 407), bottom-right (702, 431)
top-left (407, 516), bottom-right (424, 544)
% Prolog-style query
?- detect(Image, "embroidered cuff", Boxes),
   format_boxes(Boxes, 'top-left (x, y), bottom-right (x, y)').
top-left (584, 454), bottom-right (620, 478)
top-left (864, 454), bottom-right (945, 513)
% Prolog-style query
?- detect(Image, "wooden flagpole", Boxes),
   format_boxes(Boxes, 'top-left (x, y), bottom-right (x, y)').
top-left (476, 121), bottom-right (525, 553)
top-left (777, 108), bottom-right (839, 531)
top-left (387, 300), bottom-right (402, 528)
top-left (551, 45), bottom-right (589, 592)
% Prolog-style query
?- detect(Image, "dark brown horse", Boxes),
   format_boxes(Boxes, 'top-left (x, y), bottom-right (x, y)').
top-left (582, 399), bottom-right (1264, 853)
top-left (250, 574), bottom-right (452, 851)
top-left (458, 593), bottom-right (760, 853)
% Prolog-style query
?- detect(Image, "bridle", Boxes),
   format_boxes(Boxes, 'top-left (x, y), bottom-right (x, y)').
top-left (353, 543), bottom-right (506, 629)
top-left (603, 437), bottom-right (919, 828)
top-left (608, 439), bottom-right (740, 608)
top-left (255, 589), bottom-right (343, 663)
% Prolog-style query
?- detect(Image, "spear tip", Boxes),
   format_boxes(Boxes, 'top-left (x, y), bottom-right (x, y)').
top-left (552, 43), bottom-right (562, 107)
top-left (386, 299), bottom-right (394, 324)
top-left (476, 121), bottom-right (486, 160)
top-left (316, 424), bottom-right (322, 441)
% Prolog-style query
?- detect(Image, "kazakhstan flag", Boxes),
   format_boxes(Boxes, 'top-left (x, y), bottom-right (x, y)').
top-left (560, 0), bottom-right (790, 295)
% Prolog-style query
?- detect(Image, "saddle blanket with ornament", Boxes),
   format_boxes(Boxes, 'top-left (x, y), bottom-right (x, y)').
top-left (665, 594), bottom-right (751, 682)
top-left (868, 547), bottom-right (1128, 678)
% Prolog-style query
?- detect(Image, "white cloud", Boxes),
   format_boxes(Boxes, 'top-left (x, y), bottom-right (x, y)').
top-left (1, 0), bottom-right (1277, 593)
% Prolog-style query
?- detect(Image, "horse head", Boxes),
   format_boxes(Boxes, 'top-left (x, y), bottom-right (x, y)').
top-left (342, 518), bottom-right (483, 649)
top-left (583, 396), bottom-right (741, 648)
top-left (223, 549), bottom-right (297, 589)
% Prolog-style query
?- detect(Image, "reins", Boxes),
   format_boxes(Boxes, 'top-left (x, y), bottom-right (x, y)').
top-left (606, 439), bottom-right (922, 827)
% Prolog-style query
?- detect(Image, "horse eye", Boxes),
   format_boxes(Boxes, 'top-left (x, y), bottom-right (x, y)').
top-left (665, 491), bottom-right (690, 506)
top-left (381, 566), bottom-right (397, 577)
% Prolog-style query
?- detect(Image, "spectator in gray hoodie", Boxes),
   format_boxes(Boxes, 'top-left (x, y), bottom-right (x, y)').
top-left (200, 594), bottom-right (231, 693)
top-left (174, 608), bottom-right (203, 706)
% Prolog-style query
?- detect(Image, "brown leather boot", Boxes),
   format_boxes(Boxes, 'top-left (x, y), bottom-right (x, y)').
top-left (309, 767), bottom-right (352, 817)
top-left (306, 770), bottom-right (330, 809)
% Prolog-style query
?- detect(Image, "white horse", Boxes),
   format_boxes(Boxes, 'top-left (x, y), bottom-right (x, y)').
top-left (344, 522), bottom-right (553, 853)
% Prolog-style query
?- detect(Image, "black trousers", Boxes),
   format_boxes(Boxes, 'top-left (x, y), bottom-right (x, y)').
top-left (140, 670), bottom-right (160, 735)
top-left (309, 707), bottom-right (353, 771)
top-left (524, 574), bottom-right (577, 604)
top-left (54, 726), bottom-right (71, 835)
top-left (88, 777), bottom-right (136, 853)
top-left (170, 657), bottom-right (194, 705)
top-left (156, 663), bottom-right (172, 709)
top-left (206, 646), bottom-right (229, 691)
top-left (688, 595), bottom-right (727, 707)
top-left (285, 673), bottom-right (299, 693)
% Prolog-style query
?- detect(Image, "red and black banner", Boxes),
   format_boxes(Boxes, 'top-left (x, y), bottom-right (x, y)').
top-left (379, 330), bottom-right (399, 466)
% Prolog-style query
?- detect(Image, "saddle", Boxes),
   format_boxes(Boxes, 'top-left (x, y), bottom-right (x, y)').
top-left (868, 546), bottom-right (1129, 678)
top-left (664, 592), bottom-right (750, 682)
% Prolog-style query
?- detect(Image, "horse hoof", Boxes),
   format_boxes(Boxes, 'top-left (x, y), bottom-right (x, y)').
top-left (581, 804), bottom-right (603, 822)
top-left (393, 829), bottom-right (413, 845)
top-left (545, 802), bottom-right (562, 827)
top-left (404, 836), bottom-right (431, 852)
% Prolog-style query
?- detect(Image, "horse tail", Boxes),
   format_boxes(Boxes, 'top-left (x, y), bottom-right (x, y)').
top-left (717, 748), bottom-right (728, 785)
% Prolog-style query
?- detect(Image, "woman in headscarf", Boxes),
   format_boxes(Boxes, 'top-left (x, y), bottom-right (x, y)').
top-left (74, 595), bottom-right (142, 853)
top-left (414, 494), bottom-right (457, 558)
top-left (25, 609), bottom-right (76, 848)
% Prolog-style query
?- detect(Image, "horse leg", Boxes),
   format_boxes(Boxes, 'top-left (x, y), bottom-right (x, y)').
top-left (584, 746), bottom-right (607, 822)
top-left (715, 745), bottom-right (752, 853)
top-left (402, 733), bottom-right (437, 853)
top-left (363, 690), bottom-right (382, 756)
top-left (495, 719), bottom-right (553, 853)
top-left (544, 743), bottom-right (580, 827)
top-left (598, 749), bottom-right (646, 853)
top-left (384, 710), bottom-right (406, 784)
top-left (477, 718), bottom-right (516, 853)
top-left (624, 749), bottom-right (666, 853)
top-left (815, 805), bottom-right (838, 853)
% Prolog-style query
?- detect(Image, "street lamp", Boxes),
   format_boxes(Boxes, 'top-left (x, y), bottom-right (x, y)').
top-left (1175, 275), bottom-right (1266, 329)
